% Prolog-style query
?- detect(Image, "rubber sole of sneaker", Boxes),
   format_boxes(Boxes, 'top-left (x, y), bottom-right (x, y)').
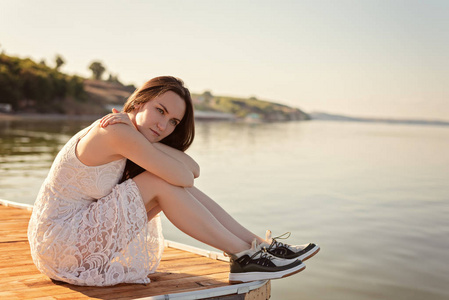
top-left (297, 244), bottom-right (320, 262)
top-left (228, 262), bottom-right (306, 284)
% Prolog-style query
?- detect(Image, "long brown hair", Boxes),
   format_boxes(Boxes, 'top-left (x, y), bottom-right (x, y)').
top-left (119, 76), bottom-right (195, 183)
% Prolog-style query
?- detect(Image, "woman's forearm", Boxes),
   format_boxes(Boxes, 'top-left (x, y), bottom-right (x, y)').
top-left (108, 125), bottom-right (194, 187)
top-left (153, 143), bottom-right (200, 178)
top-left (99, 113), bottom-right (198, 183)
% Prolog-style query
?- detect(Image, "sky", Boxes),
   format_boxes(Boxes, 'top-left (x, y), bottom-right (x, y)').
top-left (1, 0), bottom-right (448, 120)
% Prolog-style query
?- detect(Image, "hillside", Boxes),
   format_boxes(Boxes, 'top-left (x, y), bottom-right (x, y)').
top-left (0, 54), bottom-right (309, 120)
top-left (83, 79), bottom-right (135, 112)
top-left (0, 53), bottom-right (86, 113)
top-left (82, 84), bottom-right (310, 122)
top-left (192, 93), bottom-right (309, 122)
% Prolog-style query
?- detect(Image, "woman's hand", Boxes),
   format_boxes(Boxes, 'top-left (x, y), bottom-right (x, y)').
top-left (100, 108), bottom-right (134, 128)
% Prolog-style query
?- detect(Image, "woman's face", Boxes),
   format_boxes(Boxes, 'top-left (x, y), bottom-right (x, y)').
top-left (132, 91), bottom-right (186, 143)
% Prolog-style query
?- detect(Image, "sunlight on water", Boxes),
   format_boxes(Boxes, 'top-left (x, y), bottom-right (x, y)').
top-left (1, 118), bottom-right (448, 299)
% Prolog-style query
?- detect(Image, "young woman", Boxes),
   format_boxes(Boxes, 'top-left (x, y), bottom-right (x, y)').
top-left (28, 76), bottom-right (319, 286)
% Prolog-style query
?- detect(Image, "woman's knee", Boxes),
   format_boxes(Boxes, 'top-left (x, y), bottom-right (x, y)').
top-left (133, 171), bottom-right (162, 184)
top-left (132, 171), bottom-right (178, 200)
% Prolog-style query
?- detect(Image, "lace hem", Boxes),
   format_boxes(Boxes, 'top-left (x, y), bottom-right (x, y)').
top-left (28, 179), bottom-right (164, 286)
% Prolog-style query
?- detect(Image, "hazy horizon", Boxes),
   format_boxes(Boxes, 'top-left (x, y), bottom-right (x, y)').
top-left (1, 0), bottom-right (448, 121)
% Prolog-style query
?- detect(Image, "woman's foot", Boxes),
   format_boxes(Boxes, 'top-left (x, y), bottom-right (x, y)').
top-left (260, 230), bottom-right (320, 261)
top-left (228, 240), bottom-right (305, 284)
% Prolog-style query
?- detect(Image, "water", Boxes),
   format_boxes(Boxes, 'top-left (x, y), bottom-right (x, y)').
top-left (1, 118), bottom-right (448, 299)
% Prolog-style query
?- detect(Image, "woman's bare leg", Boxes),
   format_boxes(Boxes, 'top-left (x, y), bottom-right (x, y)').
top-left (132, 171), bottom-right (251, 254)
top-left (144, 187), bottom-right (265, 245)
top-left (186, 187), bottom-right (265, 245)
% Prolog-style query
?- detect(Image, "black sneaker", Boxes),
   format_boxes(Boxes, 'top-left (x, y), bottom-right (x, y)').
top-left (261, 230), bottom-right (320, 261)
top-left (228, 240), bottom-right (305, 284)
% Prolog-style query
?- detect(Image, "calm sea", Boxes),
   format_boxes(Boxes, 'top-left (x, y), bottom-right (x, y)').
top-left (1, 118), bottom-right (448, 300)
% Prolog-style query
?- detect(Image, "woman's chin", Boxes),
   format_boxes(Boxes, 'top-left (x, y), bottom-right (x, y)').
top-left (146, 135), bottom-right (161, 143)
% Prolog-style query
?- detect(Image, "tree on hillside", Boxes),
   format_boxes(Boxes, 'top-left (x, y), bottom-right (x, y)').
top-left (107, 73), bottom-right (121, 84)
top-left (88, 61), bottom-right (106, 80)
top-left (0, 54), bottom-right (88, 112)
top-left (202, 90), bottom-right (213, 104)
top-left (55, 55), bottom-right (65, 70)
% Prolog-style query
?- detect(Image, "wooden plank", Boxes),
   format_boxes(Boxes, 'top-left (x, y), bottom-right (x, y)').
top-left (0, 204), bottom-right (269, 300)
top-left (0, 233), bottom-right (29, 242)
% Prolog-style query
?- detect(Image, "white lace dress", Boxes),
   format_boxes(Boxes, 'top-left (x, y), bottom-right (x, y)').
top-left (28, 122), bottom-right (164, 286)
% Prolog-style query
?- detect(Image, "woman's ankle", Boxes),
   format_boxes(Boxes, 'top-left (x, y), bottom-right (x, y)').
top-left (227, 239), bottom-right (258, 258)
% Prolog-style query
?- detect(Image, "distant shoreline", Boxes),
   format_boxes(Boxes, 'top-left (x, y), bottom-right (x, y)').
top-left (310, 112), bottom-right (449, 127)
top-left (0, 110), bottom-right (237, 122)
top-left (0, 113), bottom-right (103, 121)
top-left (3, 112), bottom-right (449, 127)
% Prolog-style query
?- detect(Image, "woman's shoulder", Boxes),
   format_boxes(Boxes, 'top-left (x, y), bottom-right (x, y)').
top-left (76, 122), bottom-right (135, 165)
top-left (87, 123), bottom-right (148, 154)
top-left (95, 123), bottom-right (139, 143)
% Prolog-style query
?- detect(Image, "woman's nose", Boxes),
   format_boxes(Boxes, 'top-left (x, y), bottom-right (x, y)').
top-left (157, 120), bottom-right (167, 131)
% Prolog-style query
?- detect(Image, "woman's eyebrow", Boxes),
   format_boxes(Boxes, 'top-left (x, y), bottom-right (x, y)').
top-left (158, 102), bottom-right (169, 114)
top-left (158, 102), bottom-right (181, 122)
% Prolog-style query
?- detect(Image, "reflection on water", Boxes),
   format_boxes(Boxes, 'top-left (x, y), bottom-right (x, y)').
top-left (1, 118), bottom-right (449, 300)
top-left (1, 119), bottom-right (93, 203)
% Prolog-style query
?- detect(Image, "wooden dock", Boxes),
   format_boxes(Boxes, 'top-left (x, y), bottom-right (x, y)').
top-left (0, 201), bottom-right (270, 300)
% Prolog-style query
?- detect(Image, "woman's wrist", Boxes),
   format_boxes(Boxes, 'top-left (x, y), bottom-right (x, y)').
top-left (153, 143), bottom-right (199, 178)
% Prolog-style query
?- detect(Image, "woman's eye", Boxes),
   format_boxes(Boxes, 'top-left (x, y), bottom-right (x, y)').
top-left (170, 119), bottom-right (178, 126)
top-left (157, 108), bottom-right (164, 114)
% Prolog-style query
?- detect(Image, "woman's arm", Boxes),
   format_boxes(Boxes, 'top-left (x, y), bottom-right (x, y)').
top-left (103, 124), bottom-right (194, 187)
top-left (152, 143), bottom-right (200, 178)
top-left (100, 110), bottom-right (200, 178)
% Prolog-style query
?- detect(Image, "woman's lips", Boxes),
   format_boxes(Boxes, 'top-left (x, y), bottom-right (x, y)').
top-left (150, 129), bottom-right (160, 136)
